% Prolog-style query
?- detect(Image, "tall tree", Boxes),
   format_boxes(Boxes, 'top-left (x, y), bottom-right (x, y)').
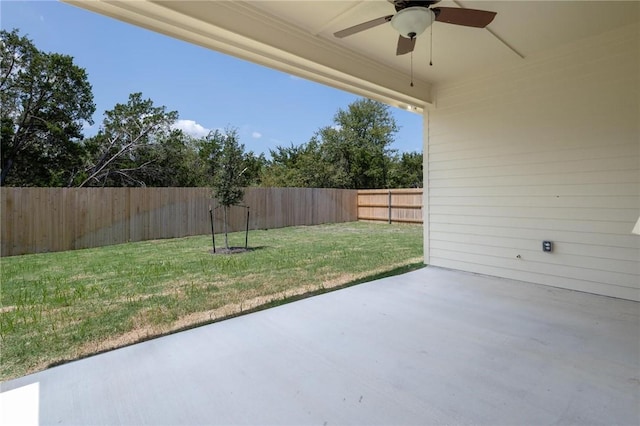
top-left (261, 139), bottom-right (346, 188)
top-left (261, 143), bottom-right (307, 187)
top-left (1, 29), bottom-right (95, 186)
top-left (389, 151), bottom-right (423, 188)
top-left (144, 129), bottom-right (207, 187)
top-left (79, 93), bottom-right (177, 187)
top-left (196, 130), bottom-right (224, 187)
top-left (242, 151), bottom-right (267, 187)
top-left (319, 99), bottom-right (398, 189)
top-left (262, 99), bottom-right (399, 189)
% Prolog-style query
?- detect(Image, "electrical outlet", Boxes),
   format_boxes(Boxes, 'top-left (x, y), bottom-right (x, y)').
top-left (542, 241), bottom-right (553, 252)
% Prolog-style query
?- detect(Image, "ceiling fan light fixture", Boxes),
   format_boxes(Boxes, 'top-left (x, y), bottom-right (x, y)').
top-left (390, 6), bottom-right (434, 38)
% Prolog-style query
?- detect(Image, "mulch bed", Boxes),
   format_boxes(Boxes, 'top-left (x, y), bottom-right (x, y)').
top-left (209, 247), bottom-right (253, 255)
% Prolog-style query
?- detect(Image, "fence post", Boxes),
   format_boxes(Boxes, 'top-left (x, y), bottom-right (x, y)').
top-left (388, 190), bottom-right (392, 224)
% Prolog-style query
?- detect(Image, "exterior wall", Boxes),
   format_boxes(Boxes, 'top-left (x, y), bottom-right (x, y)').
top-left (424, 24), bottom-right (639, 301)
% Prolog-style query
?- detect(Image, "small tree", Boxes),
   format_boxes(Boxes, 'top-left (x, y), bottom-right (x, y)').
top-left (210, 128), bottom-right (247, 250)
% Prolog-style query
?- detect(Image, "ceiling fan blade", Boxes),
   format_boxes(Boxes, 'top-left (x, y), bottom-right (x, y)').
top-left (334, 15), bottom-right (393, 38)
top-left (432, 7), bottom-right (496, 28)
top-left (396, 35), bottom-right (416, 55)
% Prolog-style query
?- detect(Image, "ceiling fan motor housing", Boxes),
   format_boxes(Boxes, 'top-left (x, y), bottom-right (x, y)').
top-left (390, 6), bottom-right (435, 39)
top-left (390, 0), bottom-right (441, 12)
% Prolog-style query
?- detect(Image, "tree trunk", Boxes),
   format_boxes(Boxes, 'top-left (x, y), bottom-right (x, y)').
top-left (0, 157), bottom-right (14, 186)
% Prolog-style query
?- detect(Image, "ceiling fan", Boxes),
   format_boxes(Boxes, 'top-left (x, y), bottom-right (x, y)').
top-left (334, 0), bottom-right (497, 56)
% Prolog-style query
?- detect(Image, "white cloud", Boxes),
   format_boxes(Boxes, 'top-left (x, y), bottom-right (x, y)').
top-left (172, 119), bottom-right (210, 138)
top-left (251, 131), bottom-right (262, 139)
top-left (82, 121), bottom-right (98, 136)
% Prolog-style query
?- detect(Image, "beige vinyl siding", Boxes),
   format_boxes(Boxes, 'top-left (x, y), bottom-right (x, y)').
top-left (425, 24), bottom-right (639, 301)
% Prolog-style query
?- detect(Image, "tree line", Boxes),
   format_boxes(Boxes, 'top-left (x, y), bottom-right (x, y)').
top-left (1, 29), bottom-right (422, 189)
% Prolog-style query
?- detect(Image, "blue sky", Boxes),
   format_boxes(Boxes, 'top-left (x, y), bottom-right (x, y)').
top-left (1, 0), bottom-right (423, 156)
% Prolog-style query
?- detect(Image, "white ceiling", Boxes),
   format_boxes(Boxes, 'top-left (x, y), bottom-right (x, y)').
top-left (65, 1), bottom-right (639, 111)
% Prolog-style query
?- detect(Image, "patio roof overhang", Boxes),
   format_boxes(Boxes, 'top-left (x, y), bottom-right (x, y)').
top-left (64, 0), bottom-right (432, 113)
top-left (63, 1), bottom-right (640, 115)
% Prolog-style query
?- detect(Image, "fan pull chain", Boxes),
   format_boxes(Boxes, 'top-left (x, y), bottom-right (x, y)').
top-left (410, 49), bottom-right (414, 87)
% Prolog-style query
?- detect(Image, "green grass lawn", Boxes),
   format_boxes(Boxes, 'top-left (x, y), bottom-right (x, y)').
top-left (0, 222), bottom-right (423, 381)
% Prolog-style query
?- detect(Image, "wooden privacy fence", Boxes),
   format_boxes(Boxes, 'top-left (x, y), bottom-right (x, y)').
top-left (1, 187), bottom-right (357, 256)
top-left (357, 188), bottom-right (423, 224)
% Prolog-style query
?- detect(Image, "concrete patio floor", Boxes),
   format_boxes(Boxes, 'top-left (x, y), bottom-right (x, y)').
top-left (1, 266), bottom-right (639, 425)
